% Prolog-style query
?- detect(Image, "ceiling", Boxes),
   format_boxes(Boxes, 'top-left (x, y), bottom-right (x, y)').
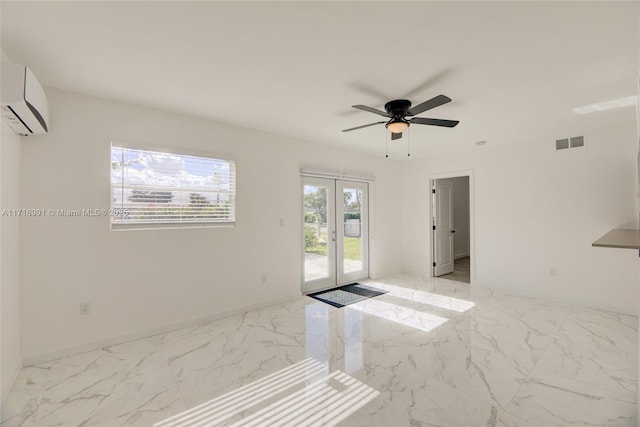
top-left (1, 1), bottom-right (638, 159)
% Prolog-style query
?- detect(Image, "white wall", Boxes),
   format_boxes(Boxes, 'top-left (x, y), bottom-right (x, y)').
top-left (14, 86), bottom-right (639, 363)
top-left (635, 12), bottom-right (640, 421)
top-left (18, 88), bottom-right (403, 361)
top-left (402, 113), bottom-right (639, 314)
top-left (1, 121), bottom-right (22, 408)
top-left (438, 176), bottom-right (470, 259)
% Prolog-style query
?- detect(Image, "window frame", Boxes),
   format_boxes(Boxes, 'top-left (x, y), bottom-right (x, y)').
top-left (109, 141), bottom-right (237, 231)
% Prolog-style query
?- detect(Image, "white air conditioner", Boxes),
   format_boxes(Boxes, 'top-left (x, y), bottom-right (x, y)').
top-left (1, 60), bottom-right (49, 136)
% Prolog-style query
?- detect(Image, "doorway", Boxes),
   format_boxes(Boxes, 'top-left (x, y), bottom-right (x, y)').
top-left (431, 174), bottom-right (472, 283)
top-left (302, 177), bottom-right (369, 293)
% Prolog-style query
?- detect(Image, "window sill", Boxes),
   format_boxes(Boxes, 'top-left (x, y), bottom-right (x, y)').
top-left (110, 222), bottom-right (236, 231)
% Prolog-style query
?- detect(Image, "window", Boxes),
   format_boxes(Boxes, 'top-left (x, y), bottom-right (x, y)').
top-left (110, 145), bottom-right (236, 229)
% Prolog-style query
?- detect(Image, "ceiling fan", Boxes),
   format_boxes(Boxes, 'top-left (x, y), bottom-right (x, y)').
top-left (342, 94), bottom-right (459, 140)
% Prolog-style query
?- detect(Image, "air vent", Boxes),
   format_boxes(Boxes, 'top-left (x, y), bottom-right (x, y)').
top-left (570, 136), bottom-right (584, 148)
top-left (556, 135), bottom-right (585, 151)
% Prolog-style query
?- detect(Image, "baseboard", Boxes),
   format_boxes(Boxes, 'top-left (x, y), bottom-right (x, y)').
top-left (1, 360), bottom-right (22, 414)
top-left (454, 252), bottom-right (470, 260)
top-left (22, 294), bottom-right (300, 366)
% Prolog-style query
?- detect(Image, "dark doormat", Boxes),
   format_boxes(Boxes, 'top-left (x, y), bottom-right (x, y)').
top-left (307, 283), bottom-right (388, 308)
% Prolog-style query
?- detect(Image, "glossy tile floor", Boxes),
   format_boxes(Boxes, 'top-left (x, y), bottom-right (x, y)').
top-left (2, 274), bottom-right (637, 426)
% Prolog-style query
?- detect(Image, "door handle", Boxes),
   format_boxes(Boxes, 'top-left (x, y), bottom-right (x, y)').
top-left (451, 230), bottom-right (456, 234)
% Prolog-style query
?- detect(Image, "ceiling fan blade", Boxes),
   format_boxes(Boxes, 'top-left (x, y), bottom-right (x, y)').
top-left (350, 82), bottom-right (390, 101)
top-left (391, 132), bottom-right (403, 140)
top-left (352, 105), bottom-right (390, 117)
top-left (403, 69), bottom-right (452, 99)
top-left (410, 117), bottom-right (460, 128)
top-left (407, 95), bottom-right (451, 116)
top-left (342, 121), bottom-right (386, 132)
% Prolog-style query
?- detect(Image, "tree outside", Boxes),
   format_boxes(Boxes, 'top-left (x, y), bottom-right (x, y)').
top-left (303, 186), bottom-right (362, 261)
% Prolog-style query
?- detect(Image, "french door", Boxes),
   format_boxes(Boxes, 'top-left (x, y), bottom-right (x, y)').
top-left (302, 177), bottom-right (369, 293)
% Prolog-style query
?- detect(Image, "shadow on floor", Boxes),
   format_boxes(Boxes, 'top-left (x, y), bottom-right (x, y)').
top-left (440, 256), bottom-right (470, 283)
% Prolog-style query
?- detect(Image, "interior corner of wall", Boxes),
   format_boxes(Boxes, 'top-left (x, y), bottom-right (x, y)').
top-left (1, 359), bottom-right (23, 411)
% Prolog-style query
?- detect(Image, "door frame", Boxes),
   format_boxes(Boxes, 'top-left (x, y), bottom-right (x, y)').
top-left (301, 174), bottom-right (372, 293)
top-left (428, 170), bottom-right (475, 284)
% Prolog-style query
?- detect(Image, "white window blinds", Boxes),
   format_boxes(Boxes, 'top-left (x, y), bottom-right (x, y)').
top-left (111, 145), bottom-right (236, 228)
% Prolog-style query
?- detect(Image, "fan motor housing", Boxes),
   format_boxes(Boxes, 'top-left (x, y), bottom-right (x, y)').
top-left (384, 99), bottom-right (412, 117)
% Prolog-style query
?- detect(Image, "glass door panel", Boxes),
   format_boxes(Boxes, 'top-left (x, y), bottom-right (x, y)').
top-left (302, 177), bottom-right (336, 292)
top-left (337, 181), bottom-right (368, 284)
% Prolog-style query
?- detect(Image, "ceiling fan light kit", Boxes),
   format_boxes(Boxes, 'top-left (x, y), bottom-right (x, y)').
top-left (385, 120), bottom-right (409, 134)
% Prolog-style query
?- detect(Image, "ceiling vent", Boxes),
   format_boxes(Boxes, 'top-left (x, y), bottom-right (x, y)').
top-left (555, 135), bottom-right (584, 151)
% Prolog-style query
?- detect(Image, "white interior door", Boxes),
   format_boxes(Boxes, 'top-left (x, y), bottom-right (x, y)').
top-left (302, 177), bottom-right (369, 293)
top-left (433, 179), bottom-right (454, 276)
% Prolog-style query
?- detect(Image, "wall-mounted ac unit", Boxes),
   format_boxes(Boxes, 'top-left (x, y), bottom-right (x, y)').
top-left (1, 60), bottom-right (49, 136)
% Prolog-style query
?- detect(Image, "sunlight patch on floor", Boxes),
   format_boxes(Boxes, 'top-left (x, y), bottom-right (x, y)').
top-left (368, 282), bottom-right (475, 312)
top-left (154, 358), bottom-right (378, 427)
top-left (348, 298), bottom-right (448, 332)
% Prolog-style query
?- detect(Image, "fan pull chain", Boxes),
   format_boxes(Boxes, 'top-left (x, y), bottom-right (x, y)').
top-left (385, 130), bottom-right (389, 158)
top-left (407, 127), bottom-right (411, 157)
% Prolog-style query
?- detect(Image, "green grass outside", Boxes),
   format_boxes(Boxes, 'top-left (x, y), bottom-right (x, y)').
top-left (306, 237), bottom-right (362, 261)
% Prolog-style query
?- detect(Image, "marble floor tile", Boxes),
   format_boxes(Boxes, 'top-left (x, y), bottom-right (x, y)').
top-left (502, 377), bottom-right (636, 427)
top-left (341, 379), bottom-right (500, 427)
top-left (530, 340), bottom-right (636, 401)
top-left (2, 275), bottom-right (637, 427)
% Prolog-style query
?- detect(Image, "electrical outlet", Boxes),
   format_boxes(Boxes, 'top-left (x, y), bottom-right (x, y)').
top-left (80, 302), bottom-right (91, 315)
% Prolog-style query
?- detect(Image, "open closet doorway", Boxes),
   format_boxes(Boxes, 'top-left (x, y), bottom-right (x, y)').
top-left (431, 174), bottom-right (472, 284)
